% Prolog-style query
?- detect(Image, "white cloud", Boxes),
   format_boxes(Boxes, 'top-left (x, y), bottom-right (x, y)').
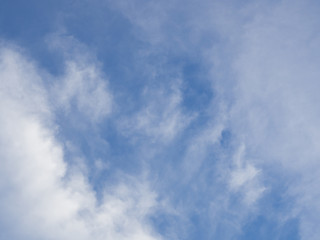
top-left (212, 0), bottom-right (320, 238)
top-left (53, 60), bottom-right (112, 122)
top-left (48, 34), bottom-right (112, 123)
top-left (230, 165), bottom-right (258, 190)
top-left (120, 81), bottom-right (194, 143)
top-left (228, 145), bottom-right (265, 205)
top-left (0, 46), bottom-right (161, 240)
top-left (3, 0), bottom-right (319, 239)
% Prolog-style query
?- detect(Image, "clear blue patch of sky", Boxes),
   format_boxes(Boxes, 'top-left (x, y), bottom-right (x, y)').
top-left (239, 216), bottom-right (300, 240)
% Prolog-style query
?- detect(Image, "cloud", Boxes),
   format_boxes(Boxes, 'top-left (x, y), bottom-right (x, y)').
top-left (48, 34), bottom-right (113, 123)
top-left (228, 145), bottom-right (265, 205)
top-left (53, 60), bottom-right (112, 122)
top-left (211, 0), bottom-right (320, 238)
top-left (0, 45), bottom-right (161, 240)
top-left (119, 80), bottom-right (194, 143)
top-left (2, 0), bottom-right (320, 239)
top-left (110, 0), bottom-right (270, 237)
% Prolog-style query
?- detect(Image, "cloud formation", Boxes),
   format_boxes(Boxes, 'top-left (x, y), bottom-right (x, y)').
top-left (213, 0), bottom-right (320, 238)
top-left (1, 0), bottom-right (320, 239)
top-left (0, 45), bottom-right (161, 240)
top-left (119, 81), bottom-right (193, 143)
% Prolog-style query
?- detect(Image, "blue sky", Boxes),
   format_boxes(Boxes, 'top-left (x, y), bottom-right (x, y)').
top-left (0, 0), bottom-right (320, 239)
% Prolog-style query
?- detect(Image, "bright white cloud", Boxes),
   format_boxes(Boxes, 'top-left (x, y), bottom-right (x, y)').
top-left (0, 46), bottom-right (161, 240)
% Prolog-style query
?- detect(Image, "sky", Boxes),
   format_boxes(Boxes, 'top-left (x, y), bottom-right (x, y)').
top-left (0, 0), bottom-right (319, 239)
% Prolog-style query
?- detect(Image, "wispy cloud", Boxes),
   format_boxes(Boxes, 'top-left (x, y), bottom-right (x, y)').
top-left (212, 0), bottom-right (320, 238)
top-left (119, 80), bottom-right (194, 143)
top-left (0, 45), bottom-right (161, 240)
top-left (1, 0), bottom-right (320, 239)
top-left (48, 34), bottom-right (112, 123)
top-left (228, 145), bottom-right (265, 205)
